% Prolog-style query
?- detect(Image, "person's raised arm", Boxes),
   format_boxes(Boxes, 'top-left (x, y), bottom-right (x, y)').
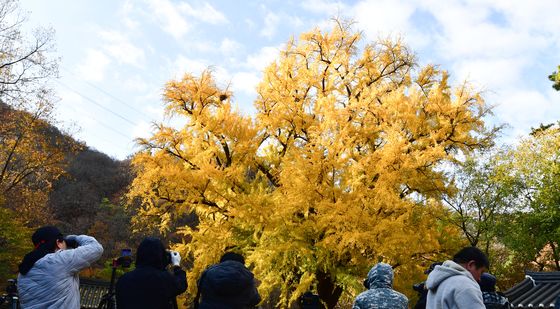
top-left (58, 235), bottom-right (104, 274)
top-left (166, 251), bottom-right (187, 296)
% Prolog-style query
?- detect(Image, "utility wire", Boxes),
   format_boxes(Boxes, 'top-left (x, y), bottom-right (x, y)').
top-left (61, 66), bottom-right (155, 122)
top-left (55, 79), bottom-right (138, 127)
top-left (60, 97), bottom-right (133, 143)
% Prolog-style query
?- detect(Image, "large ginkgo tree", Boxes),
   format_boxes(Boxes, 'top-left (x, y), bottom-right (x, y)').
top-left (128, 21), bottom-right (495, 308)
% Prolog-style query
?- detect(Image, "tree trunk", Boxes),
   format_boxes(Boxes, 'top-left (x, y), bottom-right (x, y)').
top-left (316, 271), bottom-right (343, 309)
top-left (549, 241), bottom-right (560, 270)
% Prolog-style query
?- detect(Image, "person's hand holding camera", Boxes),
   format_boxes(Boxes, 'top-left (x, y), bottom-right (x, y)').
top-left (169, 250), bottom-right (181, 267)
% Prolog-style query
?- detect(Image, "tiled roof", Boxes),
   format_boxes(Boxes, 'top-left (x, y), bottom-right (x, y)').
top-left (79, 278), bottom-right (110, 309)
top-left (505, 271), bottom-right (560, 309)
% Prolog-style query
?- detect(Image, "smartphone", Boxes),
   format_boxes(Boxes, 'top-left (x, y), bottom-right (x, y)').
top-left (121, 248), bottom-right (132, 257)
top-left (118, 248), bottom-right (133, 268)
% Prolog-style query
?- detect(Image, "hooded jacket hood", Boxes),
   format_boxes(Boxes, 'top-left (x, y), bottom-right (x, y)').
top-left (353, 263), bottom-right (408, 308)
top-left (425, 260), bottom-right (477, 290)
top-left (425, 260), bottom-right (485, 308)
top-left (366, 262), bottom-right (393, 289)
top-left (203, 260), bottom-right (254, 296)
top-left (136, 237), bottom-right (167, 270)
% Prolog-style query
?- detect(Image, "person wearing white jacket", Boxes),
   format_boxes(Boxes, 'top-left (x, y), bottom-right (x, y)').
top-left (425, 247), bottom-right (489, 309)
top-left (17, 226), bottom-right (103, 309)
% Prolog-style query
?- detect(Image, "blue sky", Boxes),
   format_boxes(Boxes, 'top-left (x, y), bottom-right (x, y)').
top-left (21, 0), bottom-right (560, 159)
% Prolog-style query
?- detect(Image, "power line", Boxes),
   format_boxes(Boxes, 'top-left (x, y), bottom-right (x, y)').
top-left (60, 66), bottom-right (155, 122)
top-left (55, 79), bottom-right (138, 127)
top-left (63, 103), bottom-right (141, 159)
top-left (60, 98), bottom-right (133, 144)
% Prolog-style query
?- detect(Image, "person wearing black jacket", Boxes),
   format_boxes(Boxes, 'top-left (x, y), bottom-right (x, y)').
top-left (116, 237), bottom-right (187, 309)
top-left (413, 262), bottom-right (442, 309)
top-left (194, 252), bottom-right (261, 309)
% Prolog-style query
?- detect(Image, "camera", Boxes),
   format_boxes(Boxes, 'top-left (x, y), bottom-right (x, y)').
top-left (413, 282), bottom-right (425, 293)
top-left (165, 250), bottom-right (181, 268)
top-left (0, 279), bottom-right (18, 307)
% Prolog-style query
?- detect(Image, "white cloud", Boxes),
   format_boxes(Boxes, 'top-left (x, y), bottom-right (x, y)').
top-left (260, 11), bottom-right (280, 39)
top-left (122, 74), bottom-right (150, 92)
top-left (420, 2), bottom-right (548, 61)
top-left (173, 56), bottom-right (209, 77)
top-left (488, 0), bottom-right (560, 32)
top-left (348, 0), bottom-right (560, 139)
top-left (353, 0), bottom-right (415, 39)
top-left (120, 0), bottom-right (139, 30)
top-left (220, 38), bottom-right (244, 56)
top-left (244, 18), bottom-right (256, 29)
top-left (56, 90), bottom-right (91, 126)
top-left (144, 0), bottom-right (228, 40)
top-left (146, 0), bottom-right (190, 40)
top-left (180, 2), bottom-right (228, 25)
top-left (231, 71), bottom-right (261, 96)
top-left (301, 0), bottom-right (348, 15)
top-left (212, 65), bottom-right (232, 86)
top-left (131, 120), bottom-right (153, 140)
top-left (493, 89), bottom-right (560, 137)
top-left (77, 49), bottom-right (111, 82)
top-left (99, 30), bottom-right (145, 67)
top-left (450, 56), bottom-right (528, 92)
top-left (44, 0), bottom-right (560, 159)
top-left (245, 45), bottom-right (281, 71)
top-left (288, 16), bottom-right (305, 29)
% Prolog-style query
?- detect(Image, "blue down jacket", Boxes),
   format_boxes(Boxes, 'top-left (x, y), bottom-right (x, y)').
top-left (17, 235), bottom-right (103, 309)
top-left (353, 263), bottom-right (408, 309)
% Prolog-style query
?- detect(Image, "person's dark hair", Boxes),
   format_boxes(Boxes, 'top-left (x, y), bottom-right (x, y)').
top-left (453, 246), bottom-right (489, 269)
top-left (19, 226), bottom-right (64, 275)
top-left (219, 252), bottom-right (245, 264)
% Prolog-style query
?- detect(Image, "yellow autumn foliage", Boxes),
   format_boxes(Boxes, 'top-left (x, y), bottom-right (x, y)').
top-left (128, 21), bottom-right (494, 308)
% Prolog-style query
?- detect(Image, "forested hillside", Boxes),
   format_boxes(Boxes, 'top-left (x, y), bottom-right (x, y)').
top-left (0, 101), bottom-right (138, 281)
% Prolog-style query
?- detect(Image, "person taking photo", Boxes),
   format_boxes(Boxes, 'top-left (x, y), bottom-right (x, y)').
top-left (17, 225), bottom-right (104, 308)
top-left (116, 237), bottom-right (187, 309)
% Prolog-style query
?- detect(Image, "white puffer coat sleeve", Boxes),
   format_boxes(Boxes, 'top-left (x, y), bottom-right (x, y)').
top-left (17, 235), bottom-right (103, 309)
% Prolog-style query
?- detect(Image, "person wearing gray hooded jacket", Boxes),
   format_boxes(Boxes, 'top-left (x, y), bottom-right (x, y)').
top-left (426, 247), bottom-right (489, 309)
top-left (17, 226), bottom-right (103, 309)
top-left (352, 262), bottom-right (408, 309)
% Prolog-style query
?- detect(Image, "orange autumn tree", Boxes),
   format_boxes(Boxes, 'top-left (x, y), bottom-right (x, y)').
top-left (128, 21), bottom-right (495, 308)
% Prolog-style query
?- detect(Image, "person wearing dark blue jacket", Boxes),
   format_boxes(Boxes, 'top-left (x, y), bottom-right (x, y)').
top-left (479, 273), bottom-right (509, 309)
top-left (116, 237), bottom-right (187, 309)
top-left (194, 252), bottom-right (261, 309)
